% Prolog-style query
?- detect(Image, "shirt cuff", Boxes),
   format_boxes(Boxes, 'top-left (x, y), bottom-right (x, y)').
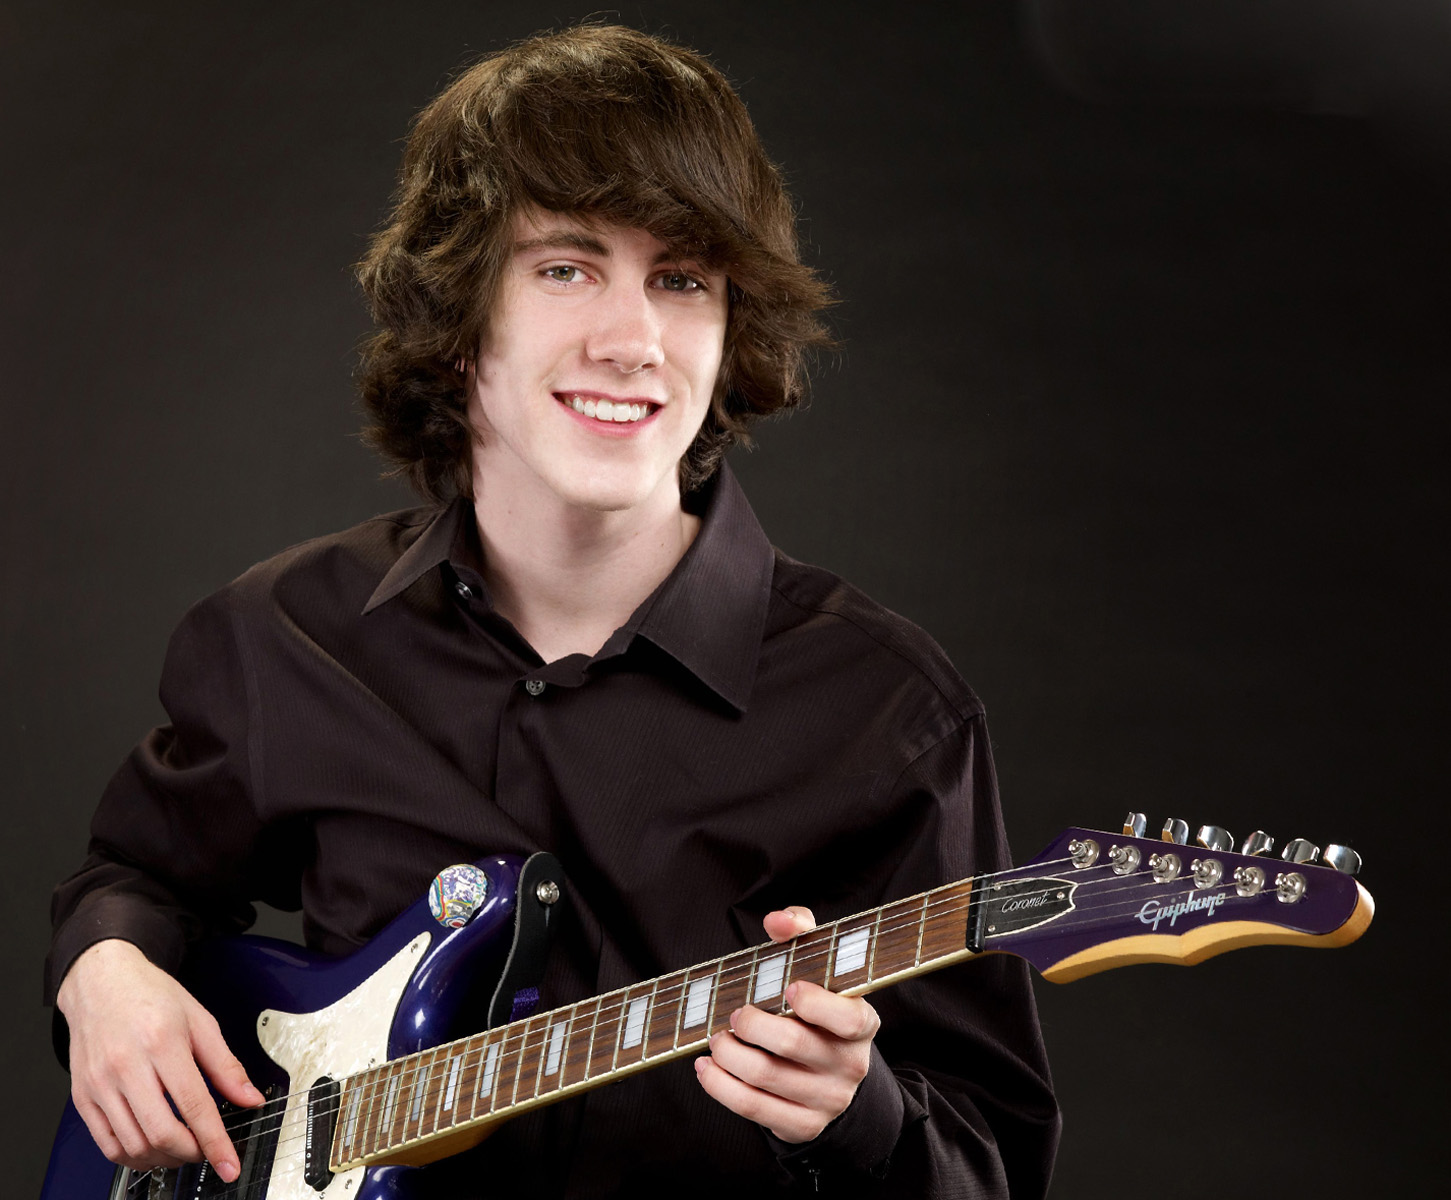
top-left (765, 1043), bottom-right (918, 1183)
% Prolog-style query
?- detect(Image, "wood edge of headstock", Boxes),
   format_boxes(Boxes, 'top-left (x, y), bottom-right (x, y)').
top-left (1038, 880), bottom-right (1375, 984)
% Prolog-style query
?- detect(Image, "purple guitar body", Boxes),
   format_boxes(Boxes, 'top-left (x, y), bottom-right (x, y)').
top-left (42, 853), bottom-right (551, 1200)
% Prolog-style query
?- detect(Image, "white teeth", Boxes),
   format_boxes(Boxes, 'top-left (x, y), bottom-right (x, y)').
top-left (562, 395), bottom-right (651, 423)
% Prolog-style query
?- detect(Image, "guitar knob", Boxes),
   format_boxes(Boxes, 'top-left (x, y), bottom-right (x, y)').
top-left (1239, 830), bottom-right (1274, 856)
top-left (1196, 825), bottom-right (1234, 852)
top-left (1322, 844), bottom-right (1362, 875)
top-left (1123, 812), bottom-right (1148, 837)
top-left (1161, 818), bottom-right (1189, 845)
top-left (1281, 838), bottom-right (1321, 865)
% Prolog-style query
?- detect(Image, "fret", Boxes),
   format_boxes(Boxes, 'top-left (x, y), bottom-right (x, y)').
top-left (589, 991), bottom-right (625, 1078)
top-left (438, 1044), bottom-right (465, 1131)
top-left (491, 1021), bottom-right (528, 1114)
top-left (645, 972), bottom-right (687, 1057)
top-left (358, 1066), bottom-right (386, 1158)
top-left (675, 963), bottom-right (717, 1048)
top-left (914, 893), bottom-right (929, 966)
top-left (711, 949), bottom-right (754, 1034)
top-left (867, 906), bottom-right (884, 979)
top-left (829, 915), bottom-right (876, 990)
top-left (874, 896), bottom-right (927, 980)
top-left (918, 882), bottom-right (973, 965)
top-left (562, 996), bottom-right (602, 1087)
top-left (461, 1033), bottom-right (486, 1123)
top-left (475, 1035), bottom-right (504, 1115)
top-left (406, 1052), bottom-right (434, 1140)
top-left (615, 984), bottom-right (653, 1066)
top-left (376, 1065), bottom-right (403, 1155)
top-left (339, 1078), bottom-right (365, 1161)
top-left (784, 924), bottom-right (833, 1005)
top-left (540, 1010), bottom-right (571, 1091)
top-left (508, 1016), bottom-right (541, 1108)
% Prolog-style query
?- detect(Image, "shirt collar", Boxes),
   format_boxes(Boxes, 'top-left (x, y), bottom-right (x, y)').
top-left (361, 464), bottom-right (773, 712)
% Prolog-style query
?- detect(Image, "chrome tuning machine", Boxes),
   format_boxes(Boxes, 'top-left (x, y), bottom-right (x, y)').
top-left (1161, 818), bottom-right (1189, 845)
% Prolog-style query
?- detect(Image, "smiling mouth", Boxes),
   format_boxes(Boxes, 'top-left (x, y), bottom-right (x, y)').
top-left (556, 393), bottom-right (659, 424)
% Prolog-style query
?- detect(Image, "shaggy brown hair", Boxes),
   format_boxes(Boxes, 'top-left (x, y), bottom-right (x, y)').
top-left (356, 24), bottom-right (833, 504)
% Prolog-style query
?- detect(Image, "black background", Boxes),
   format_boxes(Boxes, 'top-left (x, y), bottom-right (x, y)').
top-left (3, 2), bottom-right (1446, 1194)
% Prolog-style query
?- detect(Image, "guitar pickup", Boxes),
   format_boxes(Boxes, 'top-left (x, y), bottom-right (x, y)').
top-left (305, 1076), bottom-right (340, 1191)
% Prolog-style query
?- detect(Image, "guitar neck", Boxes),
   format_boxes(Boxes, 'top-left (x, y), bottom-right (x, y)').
top-left (330, 876), bottom-right (978, 1171)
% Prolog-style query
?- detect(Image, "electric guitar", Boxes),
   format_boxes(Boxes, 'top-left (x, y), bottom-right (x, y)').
top-left (42, 815), bottom-right (1373, 1199)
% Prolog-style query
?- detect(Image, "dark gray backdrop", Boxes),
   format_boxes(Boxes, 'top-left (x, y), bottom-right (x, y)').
top-left (4, 2), bottom-right (1446, 1195)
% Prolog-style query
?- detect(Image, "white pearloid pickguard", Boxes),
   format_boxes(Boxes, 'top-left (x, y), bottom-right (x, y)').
top-left (253, 932), bottom-right (432, 1199)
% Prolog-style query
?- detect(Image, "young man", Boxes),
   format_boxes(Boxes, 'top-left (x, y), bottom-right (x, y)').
top-left (47, 26), bottom-right (1059, 1197)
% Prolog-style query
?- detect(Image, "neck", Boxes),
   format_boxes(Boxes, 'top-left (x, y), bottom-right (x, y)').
top-left (471, 474), bottom-right (700, 664)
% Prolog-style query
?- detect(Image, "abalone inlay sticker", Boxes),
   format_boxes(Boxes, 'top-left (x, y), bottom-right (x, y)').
top-left (428, 864), bottom-right (490, 929)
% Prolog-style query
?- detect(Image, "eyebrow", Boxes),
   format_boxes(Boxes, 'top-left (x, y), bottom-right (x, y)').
top-left (513, 229), bottom-right (700, 267)
top-left (514, 231), bottom-right (609, 257)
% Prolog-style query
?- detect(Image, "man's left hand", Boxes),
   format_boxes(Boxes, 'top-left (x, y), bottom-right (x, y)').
top-left (694, 906), bottom-right (881, 1143)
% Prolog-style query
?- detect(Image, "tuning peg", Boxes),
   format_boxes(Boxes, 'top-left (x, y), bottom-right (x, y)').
top-left (1123, 812), bottom-right (1147, 837)
top-left (1161, 818), bottom-right (1189, 845)
top-left (1196, 825), bottom-right (1234, 852)
top-left (1281, 838), bottom-right (1321, 865)
top-left (1322, 844), bottom-right (1362, 875)
top-left (1239, 830), bottom-right (1274, 856)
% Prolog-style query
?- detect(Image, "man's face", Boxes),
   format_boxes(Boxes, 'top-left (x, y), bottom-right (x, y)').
top-left (466, 210), bottom-right (729, 519)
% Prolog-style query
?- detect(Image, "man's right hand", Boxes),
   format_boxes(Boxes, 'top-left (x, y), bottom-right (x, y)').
top-left (55, 939), bottom-right (264, 1183)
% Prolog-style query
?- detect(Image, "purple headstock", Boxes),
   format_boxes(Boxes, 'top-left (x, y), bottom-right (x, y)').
top-left (976, 815), bottom-right (1373, 982)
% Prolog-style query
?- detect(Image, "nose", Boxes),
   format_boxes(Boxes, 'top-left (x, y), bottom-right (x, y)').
top-left (585, 282), bottom-right (664, 374)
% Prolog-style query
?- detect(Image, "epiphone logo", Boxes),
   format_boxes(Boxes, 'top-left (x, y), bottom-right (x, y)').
top-left (1137, 889), bottom-right (1227, 932)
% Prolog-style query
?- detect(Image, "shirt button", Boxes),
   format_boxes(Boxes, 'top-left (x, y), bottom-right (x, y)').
top-left (455, 581), bottom-right (473, 599)
top-left (524, 679), bottom-right (546, 697)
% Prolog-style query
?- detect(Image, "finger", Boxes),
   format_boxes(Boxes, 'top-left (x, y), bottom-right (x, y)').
top-left (783, 982), bottom-right (881, 1043)
top-left (123, 1067), bottom-right (205, 1165)
top-left (729, 1004), bottom-right (837, 1072)
top-left (762, 906), bottom-right (816, 943)
top-left (155, 1050), bottom-right (240, 1182)
top-left (88, 1082), bottom-right (187, 1169)
top-left (708, 1028), bottom-right (847, 1108)
top-left (693, 1054), bottom-right (826, 1144)
top-left (188, 1001), bottom-right (264, 1109)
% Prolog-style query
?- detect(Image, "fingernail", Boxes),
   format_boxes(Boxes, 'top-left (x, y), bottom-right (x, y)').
top-left (785, 983), bottom-right (799, 1003)
top-left (730, 1007), bottom-right (743, 1030)
top-left (245, 1083), bottom-right (265, 1104)
top-left (693, 1057), bottom-right (706, 1074)
top-left (218, 1159), bottom-right (239, 1183)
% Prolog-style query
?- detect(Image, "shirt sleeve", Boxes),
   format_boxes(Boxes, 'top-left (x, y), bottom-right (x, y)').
top-left (767, 712), bottom-right (1062, 1198)
top-left (44, 589), bottom-right (303, 1006)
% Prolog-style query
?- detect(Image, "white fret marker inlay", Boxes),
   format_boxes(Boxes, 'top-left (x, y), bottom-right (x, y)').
top-left (683, 977), bottom-right (713, 1028)
top-left (545, 1020), bottom-right (568, 1076)
top-left (834, 927), bottom-right (871, 977)
top-left (444, 1053), bottom-right (462, 1111)
top-left (409, 1065), bottom-right (431, 1124)
top-left (381, 1075), bottom-right (401, 1131)
top-left (343, 1087), bottom-right (363, 1148)
top-left (479, 1042), bottom-right (501, 1099)
top-left (622, 997), bottom-right (649, 1049)
top-left (754, 952), bottom-right (787, 1002)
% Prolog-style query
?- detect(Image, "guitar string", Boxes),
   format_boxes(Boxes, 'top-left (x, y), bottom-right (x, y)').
top-left (178, 856), bottom-right (1302, 1178)
top-left (179, 851), bottom-right (1305, 1164)
top-left (174, 853), bottom-right (1096, 1159)
top-left (159, 864), bottom-right (1327, 1198)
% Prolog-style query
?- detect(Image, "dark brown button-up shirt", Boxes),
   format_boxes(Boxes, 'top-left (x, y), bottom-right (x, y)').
top-left (48, 466), bottom-right (1058, 1196)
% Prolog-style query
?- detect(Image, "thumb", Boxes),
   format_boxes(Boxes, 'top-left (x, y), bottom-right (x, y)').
top-left (763, 905), bottom-right (816, 943)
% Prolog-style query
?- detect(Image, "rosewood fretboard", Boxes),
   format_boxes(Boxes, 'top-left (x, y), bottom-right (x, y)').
top-left (329, 877), bottom-right (977, 1171)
